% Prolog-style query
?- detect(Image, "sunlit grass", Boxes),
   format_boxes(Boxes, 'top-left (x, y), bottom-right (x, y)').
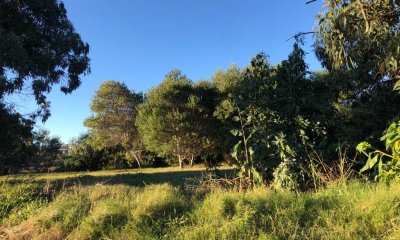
top-left (1, 164), bottom-right (234, 181)
top-left (1, 168), bottom-right (400, 239)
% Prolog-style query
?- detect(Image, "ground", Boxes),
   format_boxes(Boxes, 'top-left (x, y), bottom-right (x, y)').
top-left (1, 166), bottom-right (400, 240)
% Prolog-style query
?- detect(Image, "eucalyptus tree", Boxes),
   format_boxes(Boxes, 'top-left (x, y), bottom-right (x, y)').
top-left (84, 81), bottom-right (144, 167)
top-left (316, 0), bottom-right (400, 90)
top-left (315, 0), bottom-right (400, 180)
top-left (315, 0), bottom-right (400, 125)
top-left (315, 1), bottom-right (400, 153)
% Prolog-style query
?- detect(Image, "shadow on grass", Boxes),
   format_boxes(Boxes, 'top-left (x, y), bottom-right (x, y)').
top-left (32, 169), bottom-right (237, 188)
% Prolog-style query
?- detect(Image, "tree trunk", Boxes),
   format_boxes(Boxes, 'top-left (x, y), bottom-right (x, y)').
top-left (190, 155), bottom-right (194, 167)
top-left (178, 155), bottom-right (183, 168)
top-left (131, 150), bottom-right (142, 169)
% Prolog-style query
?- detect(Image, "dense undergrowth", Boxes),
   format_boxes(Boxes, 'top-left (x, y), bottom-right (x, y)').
top-left (1, 172), bottom-right (400, 240)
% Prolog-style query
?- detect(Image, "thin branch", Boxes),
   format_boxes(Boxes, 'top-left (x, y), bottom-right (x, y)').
top-left (286, 31), bottom-right (315, 42)
top-left (306, 0), bottom-right (317, 4)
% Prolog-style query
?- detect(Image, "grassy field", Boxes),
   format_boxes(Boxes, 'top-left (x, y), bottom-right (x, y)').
top-left (1, 166), bottom-right (400, 240)
top-left (3, 165), bottom-right (236, 186)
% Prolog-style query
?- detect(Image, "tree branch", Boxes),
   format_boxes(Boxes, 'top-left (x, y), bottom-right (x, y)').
top-left (286, 31), bottom-right (315, 42)
top-left (306, 0), bottom-right (317, 4)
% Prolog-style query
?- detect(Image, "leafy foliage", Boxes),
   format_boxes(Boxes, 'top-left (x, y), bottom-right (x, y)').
top-left (84, 80), bottom-right (144, 167)
top-left (0, 0), bottom-right (90, 120)
top-left (0, 103), bottom-right (34, 174)
top-left (61, 133), bottom-right (127, 171)
top-left (136, 70), bottom-right (223, 168)
top-left (317, 0), bottom-right (400, 182)
top-left (215, 44), bottom-right (329, 185)
top-left (33, 129), bottom-right (62, 170)
top-left (316, 0), bottom-right (400, 91)
top-left (272, 159), bottom-right (305, 192)
top-left (357, 121), bottom-right (400, 182)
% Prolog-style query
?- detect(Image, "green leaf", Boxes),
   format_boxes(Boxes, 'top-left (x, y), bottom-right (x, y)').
top-left (394, 80), bottom-right (400, 91)
top-left (230, 129), bottom-right (241, 136)
top-left (251, 167), bottom-right (262, 184)
top-left (356, 141), bottom-right (371, 154)
top-left (248, 146), bottom-right (254, 157)
top-left (360, 154), bottom-right (379, 173)
top-left (231, 141), bottom-right (242, 160)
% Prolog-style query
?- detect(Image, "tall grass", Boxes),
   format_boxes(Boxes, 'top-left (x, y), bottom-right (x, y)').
top-left (1, 172), bottom-right (400, 239)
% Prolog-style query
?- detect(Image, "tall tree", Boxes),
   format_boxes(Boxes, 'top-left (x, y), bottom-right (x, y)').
top-left (315, 0), bottom-right (400, 180)
top-left (136, 70), bottom-right (222, 168)
top-left (84, 81), bottom-right (144, 167)
top-left (316, 0), bottom-right (400, 90)
top-left (315, 0), bottom-right (400, 148)
top-left (0, 0), bottom-right (90, 120)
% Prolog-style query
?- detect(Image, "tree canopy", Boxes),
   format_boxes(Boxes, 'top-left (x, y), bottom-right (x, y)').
top-left (136, 70), bottom-right (223, 168)
top-left (0, 0), bottom-right (90, 120)
top-left (84, 80), bottom-right (144, 167)
top-left (316, 0), bottom-right (400, 90)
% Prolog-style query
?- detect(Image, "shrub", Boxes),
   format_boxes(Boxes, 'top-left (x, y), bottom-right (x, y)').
top-left (357, 120), bottom-right (400, 182)
top-left (272, 159), bottom-right (305, 192)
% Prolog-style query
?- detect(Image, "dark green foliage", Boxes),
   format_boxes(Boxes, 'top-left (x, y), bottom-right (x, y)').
top-left (33, 129), bottom-right (62, 171)
top-left (0, 103), bottom-right (34, 175)
top-left (136, 70), bottom-right (224, 168)
top-left (357, 120), bottom-right (400, 182)
top-left (215, 44), bottom-right (330, 184)
top-left (0, 0), bottom-right (90, 120)
top-left (0, 0), bottom-right (89, 174)
top-left (60, 134), bottom-right (127, 171)
top-left (316, 0), bottom-right (400, 180)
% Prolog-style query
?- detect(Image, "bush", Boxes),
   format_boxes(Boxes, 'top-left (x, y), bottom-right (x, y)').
top-left (357, 120), bottom-right (400, 182)
top-left (272, 159), bottom-right (306, 192)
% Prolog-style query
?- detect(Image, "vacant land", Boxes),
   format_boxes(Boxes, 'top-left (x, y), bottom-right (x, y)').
top-left (1, 167), bottom-right (400, 240)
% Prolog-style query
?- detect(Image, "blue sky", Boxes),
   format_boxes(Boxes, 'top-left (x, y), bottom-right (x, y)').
top-left (31, 0), bottom-right (325, 143)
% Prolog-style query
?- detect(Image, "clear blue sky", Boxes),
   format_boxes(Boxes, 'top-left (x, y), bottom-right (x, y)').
top-left (32, 0), bottom-right (324, 143)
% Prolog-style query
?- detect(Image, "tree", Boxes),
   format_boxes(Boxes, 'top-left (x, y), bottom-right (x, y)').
top-left (215, 45), bottom-right (329, 185)
top-left (316, 0), bottom-right (400, 90)
top-left (61, 133), bottom-right (107, 171)
top-left (316, 0), bottom-right (400, 180)
top-left (84, 81), bottom-right (144, 167)
top-left (0, 103), bottom-right (34, 174)
top-left (33, 129), bottom-right (62, 171)
top-left (212, 65), bottom-right (242, 96)
top-left (0, 0), bottom-right (90, 120)
top-left (190, 80), bottom-right (226, 165)
top-left (136, 70), bottom-right (222, 168)
top-left (211, 66), bottom-right (244, 162)
top-left (214, 53), bottom-right (277, 184)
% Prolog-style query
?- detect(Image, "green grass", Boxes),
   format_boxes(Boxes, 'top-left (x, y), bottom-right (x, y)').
top-left (1, 166), bottom-right (400, 239)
